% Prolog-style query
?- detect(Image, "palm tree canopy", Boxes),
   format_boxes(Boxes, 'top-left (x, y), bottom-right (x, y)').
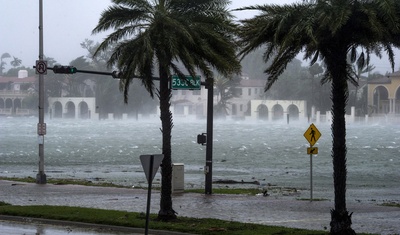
top-left (1, 53), bottom-right (11, 60)
top-left (238, 1), bottom-right (400, 233)
top-left (93, 0), bottom-right (241, 100)
top-left (93, 0), bottom-right (242, 220)
top-left (10, 57), bottom-right (22, 67)
top-left (238, 0), bottom-right (400, 91)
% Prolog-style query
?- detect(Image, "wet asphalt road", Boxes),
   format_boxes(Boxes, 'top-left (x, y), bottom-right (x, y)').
top-left (0, 180), bottom-right (399, 234)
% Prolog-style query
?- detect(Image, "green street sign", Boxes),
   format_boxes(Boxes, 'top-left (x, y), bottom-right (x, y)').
top-left (171, 75), bottom-right (201, 90)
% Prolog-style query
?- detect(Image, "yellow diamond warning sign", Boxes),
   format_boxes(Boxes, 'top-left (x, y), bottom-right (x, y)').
top-left (304, 123), bottom-right (321, 146)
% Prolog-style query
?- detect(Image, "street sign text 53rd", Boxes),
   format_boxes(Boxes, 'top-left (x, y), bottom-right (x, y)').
top-left (171, 75), bottom-right (201, 90)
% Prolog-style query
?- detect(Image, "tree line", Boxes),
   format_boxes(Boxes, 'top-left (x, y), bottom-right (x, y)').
top-left (1, 45), bottom-right (383, 119)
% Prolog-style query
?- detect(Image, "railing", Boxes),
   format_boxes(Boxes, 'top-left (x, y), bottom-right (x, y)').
top-left (0, 108), bottom-right (36, 116)
top-left (0, 90), bottom-right (30, 95)
top-left (0, 90), bottom-right (31, 100)
top-left (16, 109), bottom-right (36, 115)
top-left (0, 108), bottom-right (12, 115)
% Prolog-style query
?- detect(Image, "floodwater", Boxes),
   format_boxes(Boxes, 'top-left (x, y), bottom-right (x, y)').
top-left (0, 220), bottom-right (132, 235)
top-left (1, 116), bottom-right (400, 234)
top-left (1, 116), bottom-right (399, 204)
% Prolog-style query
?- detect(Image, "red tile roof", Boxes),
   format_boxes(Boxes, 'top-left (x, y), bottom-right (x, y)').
top-left (0, 76), bottom-right (37, 83)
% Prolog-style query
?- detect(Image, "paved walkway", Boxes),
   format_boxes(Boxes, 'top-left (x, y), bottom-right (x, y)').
top-left (0, 180), bottom-right (399, 234)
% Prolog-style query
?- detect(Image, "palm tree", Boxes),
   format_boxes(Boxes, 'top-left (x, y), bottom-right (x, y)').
top-left (1, 52), bottom-right (11, 75)
top-left (309, 63), bottom-right (324, 110)
top-left (43, 57), bottom-right (65, 98)
top-left (92, 0), bottom-right (241, 221)
top-left (348, 53), bottom-right (375, 108)
top-left (10, 56), bottom-right (22, 68)
top-left (238, 1), bottom-right (400, 234)
top-left (65, 56), bottom-right (92, 97)
top-left (214, 75), bottom-right (241, 118)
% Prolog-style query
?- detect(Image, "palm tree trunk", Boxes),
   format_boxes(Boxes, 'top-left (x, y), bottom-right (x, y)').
top-left (329, 48), bottom-right (355, 235)
top-left (157, 67), bottom-right (177, 221)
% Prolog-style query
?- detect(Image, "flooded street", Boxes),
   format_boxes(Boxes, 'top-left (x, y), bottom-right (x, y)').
top-left (0, 220), bottom-right (131, 235)
top-left (0, 180), bottom-right (399, 234)
top-left (1, 117), bottom-right (400, 234)
top-left (1, 117), bottom-right (399, 206)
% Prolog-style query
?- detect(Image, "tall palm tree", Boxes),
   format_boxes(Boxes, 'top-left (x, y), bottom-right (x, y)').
top-left (238, 0), bottom-right (400, 234)
top-left (214, 75), bottom-right (241, 118)
top-left (10, 56), bottom-right (22, 68)
top-left (93, 0), bottom-right (241, 221)
top-left (66, 56), bottom-right (92, 97)
top-left (1, 52), bottom-right (11, 75)
top-left (348, 53), bottom-right (375, 108)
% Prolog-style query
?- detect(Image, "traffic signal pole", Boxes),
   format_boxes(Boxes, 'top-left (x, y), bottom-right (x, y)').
top-left (36, 0), bottom-right (46, 184)
top-left (205, 78), bottom-right (214, 195)
top-left (195, 79), bottom-right (214, 194)
top-left (36, 57), bottom-right (215, 193)
top-left (38, 66), bottom-right (123, 77)
top-left (32, 61), bottom-right (126, 184)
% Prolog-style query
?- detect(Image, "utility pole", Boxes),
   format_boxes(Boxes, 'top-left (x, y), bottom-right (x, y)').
top-left (36, 0), bottom-right (46, 184)
top-left (195, 78), bottom-right (214, 194)
top-left (33, 0), bottom-right (124, 184)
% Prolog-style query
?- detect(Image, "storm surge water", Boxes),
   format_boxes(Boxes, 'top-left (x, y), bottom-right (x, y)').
top-left (1, 116), bottom-right (399, 203)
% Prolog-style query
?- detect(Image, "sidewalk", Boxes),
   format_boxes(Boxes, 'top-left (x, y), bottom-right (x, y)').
top-left (0, 215), bottom-right (192, 235)
top-left (0, 180), bottom-right (399, 234)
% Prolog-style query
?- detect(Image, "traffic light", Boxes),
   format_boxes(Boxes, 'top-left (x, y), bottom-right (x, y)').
top-left (197, 133), bottom-right (207, 145)
top-left (53, 65), bottom-right (77, 74)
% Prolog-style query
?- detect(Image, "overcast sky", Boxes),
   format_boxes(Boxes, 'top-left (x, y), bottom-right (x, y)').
top-left (0, 0), bottom-right (397, 74)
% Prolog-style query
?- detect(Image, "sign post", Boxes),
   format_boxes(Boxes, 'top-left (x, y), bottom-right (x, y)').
top-left (140, 154), bottom-right (164, 235)
top-left (36, 0), bottom-right (47, 184)
top-left (303, 123), bottom-right (321, 201)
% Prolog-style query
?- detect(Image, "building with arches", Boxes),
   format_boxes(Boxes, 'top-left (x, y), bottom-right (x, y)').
top-left (367, 71), bottom-right (400, 116)
top-left (169, 78), bottom-right (267, 119)
top-left (0, 71), bottom-right (36, 116)
top-left (48, 97), bottom-right (97, 119)
top-left (0, 90), bottom-right (32, 116)
top-left (250, 100), bottom-right (307, 122)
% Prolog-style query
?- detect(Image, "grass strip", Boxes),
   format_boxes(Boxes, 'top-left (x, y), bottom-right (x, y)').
top-left (0, 177), bottom-right (268, 195)
top-left (380, 202), bottom-right (400, 208)
top-left (0, 205), bottom-right (329, 235)
top-left (0, 177), bottom-right (127, 188)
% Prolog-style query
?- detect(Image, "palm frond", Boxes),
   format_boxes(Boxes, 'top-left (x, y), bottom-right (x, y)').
top-left (356, 51), bottom-right (365, 70)
top-left (265, 46), bottom-right (299, 91)
top-left (349, 46), bottom-right (357, 64)
top-left (376, 0), bottom-right (400, 32)
top-left (238, 3), bottom-right (312, 90)
top-left (93, 0), bottom-right (240, 103)
top-left (383, 42), bottom-right (396, 72)
top-left (92, 5), bottom-right (149, 33)
top-left (346, 63), bottom-right (358, 87)
top-left (309, 51), bottom-right (320, 66)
